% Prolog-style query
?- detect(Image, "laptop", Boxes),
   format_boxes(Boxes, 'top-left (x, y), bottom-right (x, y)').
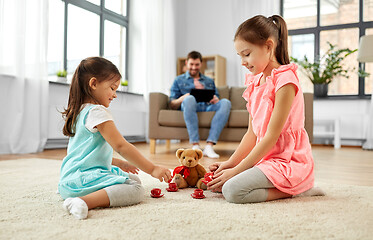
top-left (190, 89), bottom-right (215, 102)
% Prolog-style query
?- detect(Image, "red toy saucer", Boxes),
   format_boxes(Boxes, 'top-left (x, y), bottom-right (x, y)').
top-left (151, 193), bottom-right (164, 198)
top-left (166, 188), bottom-right (178, 192)
top-left (191, 193), bottom-right (205, 199)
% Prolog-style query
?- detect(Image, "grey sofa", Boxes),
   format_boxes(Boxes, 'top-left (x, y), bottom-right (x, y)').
top-left (149, 86), bottom-right (313, 153)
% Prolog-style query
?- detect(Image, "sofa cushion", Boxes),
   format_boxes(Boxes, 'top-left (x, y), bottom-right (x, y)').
top-left (158, 110), bottom-right (218, 128)
top-left (228, 110), bottom-right (249, 127)
top-left (230, 87), bottom-right (247, 110)
top-left (217, 86), bottom-right (229, 99)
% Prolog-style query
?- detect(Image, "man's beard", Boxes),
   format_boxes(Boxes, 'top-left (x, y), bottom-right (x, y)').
top-left (189, 70), bottom-right (199, 78)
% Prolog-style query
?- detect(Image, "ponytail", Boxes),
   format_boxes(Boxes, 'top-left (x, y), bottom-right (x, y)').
top-left (268, 15), bottom-right (290, 65)
top-left (234, 15), bottom-right (290, 65)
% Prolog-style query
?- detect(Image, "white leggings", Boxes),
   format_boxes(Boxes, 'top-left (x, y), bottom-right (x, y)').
top-left (222, 167), bottom-right (275, 204)
top-left (104, 173), bottom-right (144, 207)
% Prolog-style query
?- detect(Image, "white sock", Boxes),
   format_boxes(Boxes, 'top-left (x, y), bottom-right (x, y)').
top-left (192, 145), bottom-right (201, 151)
top-left (293, 187), bottom-right (326, 198)
top-left (63, 197), bottom-right (88, 220)
top-left (203, 145), bottom-right (219, 159)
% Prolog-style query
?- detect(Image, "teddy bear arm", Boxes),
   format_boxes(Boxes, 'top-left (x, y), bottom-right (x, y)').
top-left (196, 164), bottom-right (207, 178)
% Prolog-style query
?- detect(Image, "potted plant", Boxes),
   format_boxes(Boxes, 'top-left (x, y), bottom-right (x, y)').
top-left (291, 42), bottom-right (367, 97)
top-left (120, 79), bottom-right (128, 92)
top-left (56, 70), bottom-right (67, 82)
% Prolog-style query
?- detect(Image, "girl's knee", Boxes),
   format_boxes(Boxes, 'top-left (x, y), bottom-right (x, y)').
top-left (222, 179), bottom-right (267, 204)
top-left (106, 183), bottom-right (145, 207)
top-left (222, 180), bottom-right (245, 204)
top-left (133, 184), bottom-right (145, 203)
top-left (129, 173), bottom-right (141, 184)
top-left (121, 183), bottom-right (144, 206)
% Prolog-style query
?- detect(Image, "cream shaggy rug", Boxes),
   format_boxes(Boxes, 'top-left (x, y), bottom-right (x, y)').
top-left (0, 158), bottom-right (372, 240)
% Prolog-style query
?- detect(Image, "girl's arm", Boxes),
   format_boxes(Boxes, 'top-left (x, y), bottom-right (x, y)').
top-left (97, 121), bottom-right (171, 182)
top-left (208, 84), bottom-right (296, 189)
top-left (209, 115), bottom-right (257, 173)
top-left (112, 157), bottom-right (139, 174)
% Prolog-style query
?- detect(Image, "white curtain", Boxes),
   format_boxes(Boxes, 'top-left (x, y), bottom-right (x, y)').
top-left (0, 0), bottom-right (48, 154)
top-left (363, 84), bottom-right (373, 150)
top-left (128, 0), bottom-right (176, 141)
top-left (128, 0), bottom-right (176, 97)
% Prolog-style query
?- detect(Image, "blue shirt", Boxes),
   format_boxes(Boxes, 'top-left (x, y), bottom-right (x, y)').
top-left (170, 71), bottom-right (219, 101)
top-left (58, 105), bottom-right (129, 199)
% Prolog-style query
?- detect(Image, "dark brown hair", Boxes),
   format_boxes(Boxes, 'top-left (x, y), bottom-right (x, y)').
top-left (234, 15), bottom-right (290, 65)
top-left (187, 51), bottom-right (203, 62)
top-left (62, 57), bottom-right (121, 137)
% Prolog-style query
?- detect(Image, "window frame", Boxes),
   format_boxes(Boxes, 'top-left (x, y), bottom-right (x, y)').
top-left (62, 0), bottom-right (129, 80)
top-left (281, 0), bottom-right (373, 98)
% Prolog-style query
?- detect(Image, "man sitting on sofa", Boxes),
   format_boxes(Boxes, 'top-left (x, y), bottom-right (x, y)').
top-left (169, 51), bottom-right (231, 158)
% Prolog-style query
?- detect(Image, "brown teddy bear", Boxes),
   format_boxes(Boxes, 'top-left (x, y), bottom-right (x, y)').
top-left (171, 148), bottom-right (207, 190)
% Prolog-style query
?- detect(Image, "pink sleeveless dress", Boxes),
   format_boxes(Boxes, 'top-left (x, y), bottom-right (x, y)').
top-left (242, 63), bottom-right (314, 195)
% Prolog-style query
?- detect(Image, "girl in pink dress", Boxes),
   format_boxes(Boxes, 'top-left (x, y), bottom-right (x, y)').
top-left (207, 15), bottom-right (324, 203)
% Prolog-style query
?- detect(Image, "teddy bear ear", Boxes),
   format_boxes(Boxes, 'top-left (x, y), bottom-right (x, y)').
top-left (195, 149), bottom-right (203, 159)
top-left (176, 149), bottom-right (185, 159)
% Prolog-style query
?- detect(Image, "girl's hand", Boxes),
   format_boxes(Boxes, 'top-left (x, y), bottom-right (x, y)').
top-left (151, 166), bottom-right (172, 182)
top-left (207, 168), bottom-right (237, 191)
top-left (212, 161), bottom-right (233, 175)
top-left (209, 162), bottom-right (222, 172)
top-left (120, 160), bottom-right (139, 174)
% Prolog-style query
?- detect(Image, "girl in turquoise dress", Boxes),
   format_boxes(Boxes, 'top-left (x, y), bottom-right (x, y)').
top-left (59, 57), bottom-right (171, 219)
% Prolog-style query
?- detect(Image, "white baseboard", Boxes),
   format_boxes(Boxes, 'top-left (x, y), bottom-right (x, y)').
top-left (45, 135), bottom-right (146, 149)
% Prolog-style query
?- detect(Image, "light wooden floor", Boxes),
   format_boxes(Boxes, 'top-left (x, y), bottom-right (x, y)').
top-left (1, 141), bottom-right (372, 186)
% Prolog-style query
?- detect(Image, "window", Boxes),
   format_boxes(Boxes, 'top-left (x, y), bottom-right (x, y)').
top-left (282, 0), bottom-right (373, 97)
top-left (320, 28), bottom-right (359, 95)
top-left (47, 0), bottom-right (128, 80)
top-left (104, 20), bottom-right (127, 79)
top-left (67, 4), bottom-right (100, 73)
top-left (289, 34), bottom-right (315, 93)
top-left (365, 28), bottom-right (373, 94)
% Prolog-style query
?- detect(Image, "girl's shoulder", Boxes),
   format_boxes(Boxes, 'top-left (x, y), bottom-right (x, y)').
top-left (271, 63), bottom-right (298, 81)
top-left (270, 63), bottom-right (300, 94)
top-left (85, 104), bottom-right (113, 133)
top-left (87, 104), bottom-right (112, 118)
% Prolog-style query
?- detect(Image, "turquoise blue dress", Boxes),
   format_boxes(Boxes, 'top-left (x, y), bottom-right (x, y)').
top-left (58, 105), bottom-right (129, 199)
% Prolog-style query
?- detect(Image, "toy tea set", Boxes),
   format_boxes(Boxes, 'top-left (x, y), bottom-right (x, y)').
top-left (150, 148), bottom-right (215, 199)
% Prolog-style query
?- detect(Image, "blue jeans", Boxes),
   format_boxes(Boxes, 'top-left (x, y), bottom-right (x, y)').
top-left (181, 95), bottom-right (231, 144)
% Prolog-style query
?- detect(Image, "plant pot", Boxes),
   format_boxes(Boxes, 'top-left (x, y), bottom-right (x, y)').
top-left (57, 77), bottom-right (67, 83)
top-left (119, 85), bottom-right (128, 92)
top-left (314, 83), bottom-right (328, 98)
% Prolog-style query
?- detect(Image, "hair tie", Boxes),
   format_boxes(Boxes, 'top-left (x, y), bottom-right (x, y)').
top-left (268, 16), bottom-right (276, 25)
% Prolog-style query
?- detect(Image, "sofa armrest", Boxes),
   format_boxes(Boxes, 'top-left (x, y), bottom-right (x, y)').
top-left (149, 92), bottom-right (169, 138)
top-left (303, 93), bottom-right (313, 143)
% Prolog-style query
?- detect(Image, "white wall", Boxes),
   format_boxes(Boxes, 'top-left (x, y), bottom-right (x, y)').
top-left (47, 82), bottom-right (146, 147)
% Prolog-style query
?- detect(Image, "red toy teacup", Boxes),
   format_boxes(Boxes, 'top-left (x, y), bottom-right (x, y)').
top-left (166, 182), bottom-right (178, 192)
top-left (202, 172), bottom-right (214, 185)
top-left (191, 189), bottom-right (205, 199)
top-left (151, 188), bottom-right (164, 198)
